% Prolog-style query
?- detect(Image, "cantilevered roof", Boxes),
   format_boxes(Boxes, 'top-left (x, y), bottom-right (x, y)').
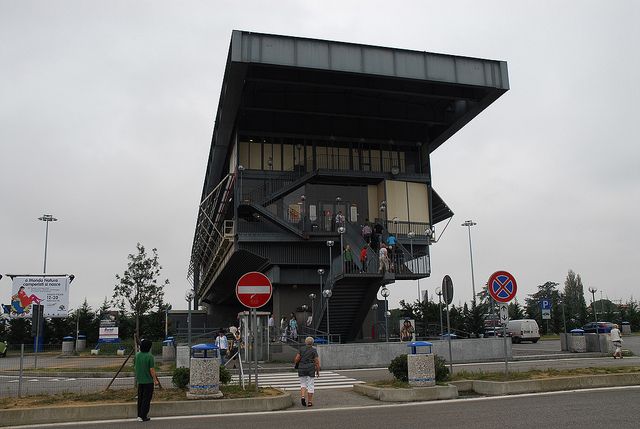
top-left (202, 30), bottom-right (509, 195)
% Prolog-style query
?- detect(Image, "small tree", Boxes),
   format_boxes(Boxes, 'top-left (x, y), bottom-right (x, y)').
top-left (112, 243), bottom-right (169, 340)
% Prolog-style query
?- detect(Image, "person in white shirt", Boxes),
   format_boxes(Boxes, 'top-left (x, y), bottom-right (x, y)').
top-left (215, 330), bottom-right (228, 365)
top-left (610, 324), bottom-right (623, 359)
top-left (268, 314), bottom-right (275, 341)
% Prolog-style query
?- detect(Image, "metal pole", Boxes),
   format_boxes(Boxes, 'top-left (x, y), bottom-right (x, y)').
top-left (446, 302), bottom-right (453, 374)
top-left (329, 246), bottom-right (332, 280)
top-left (561, 296), bottom-right (567, 333)
top-left (165, 307), bottom-right (168, 339)
top-left (253, 308), bottom-right (258, 392)
top-left (43, 221), bottom-right (49, 273)
top-left (326, 297), bottom-right (331, 344)
top-left (503, 323), bottom-right (509, 378)
top-left (18, 344), bottom-right (24, 397)
top-left (438, 293), bottom-right (443, 336)
top-left (340, 232), bottom-right (344, 274)
top-left (591, 290), bottom-right (600, 352)
top-left (187, 297), bottom-right (192, 347)
top-left (384, 297), bottom-right (389, 343)
top-left (462, 221), bottom-right (477, 304)
top-left (34, 305), bottom-right (40, 369)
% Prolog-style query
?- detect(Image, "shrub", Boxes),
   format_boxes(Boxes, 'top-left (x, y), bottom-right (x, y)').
top-left (388, 354), bottom-right (408, 382)
top-left (434, 355), bottom-right (450, 382)
top-left (219, 365), bottom-right (232, 384)
top-left (172, 367), bottom-right (190, 389)
top-left (388, 353), bottom-right (450, 383)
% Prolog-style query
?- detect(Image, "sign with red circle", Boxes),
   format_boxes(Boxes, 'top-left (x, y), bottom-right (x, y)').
top-left (236, 272), bottom-right (272, 309)
top-left (487, 271), bottom-right (517, 303)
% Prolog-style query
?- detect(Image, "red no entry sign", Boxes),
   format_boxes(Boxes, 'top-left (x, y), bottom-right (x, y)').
top-left (236, 272), bottom-right (272, 309)
top-left (487, 271), bottom-right (517, 303)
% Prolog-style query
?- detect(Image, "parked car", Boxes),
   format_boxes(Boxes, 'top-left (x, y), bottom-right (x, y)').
top-left (506, 319), bottom-right (540, 343)
top-left (581, 322), bottom-right (613, 333)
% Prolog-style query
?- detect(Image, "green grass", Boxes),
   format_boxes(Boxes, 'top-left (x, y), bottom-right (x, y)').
top-left (451, 366), bottom-right (640, 382)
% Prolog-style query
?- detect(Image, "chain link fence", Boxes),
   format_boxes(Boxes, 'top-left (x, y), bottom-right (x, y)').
top-left (0, 342), bottom-right (169, 398)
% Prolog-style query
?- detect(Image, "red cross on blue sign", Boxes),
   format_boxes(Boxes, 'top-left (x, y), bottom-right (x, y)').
top-left (487, 271), bottom-right (517, 303)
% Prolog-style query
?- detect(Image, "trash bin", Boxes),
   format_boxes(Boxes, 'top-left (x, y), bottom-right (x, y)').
top-left (62, 336), bottom-right (75, 355)
top-left (406, 341), bottom-right (435, 387)
top-left (162, 339), bottom-right (176, 361)
top-left (187, 343), bottom-right (223, 399)
top-left (569, 329), bottom-right (586, 353)
top-left (76, 335), bottom-right (86, 352)
top-left (621, 322), bottom-right (631, 334)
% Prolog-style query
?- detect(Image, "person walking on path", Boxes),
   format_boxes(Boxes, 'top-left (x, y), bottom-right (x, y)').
top-left (268, 313), bottom-right (275, 341)
top-left (289, 313), bottom-right (298, 341)
top-left (134, 339), bottom-right (159, 422)
top-left (215, 330), bottom-right (228, 365)
top-left (294, 336), bottom-right (321, 407)
top-left (343, 244), bottom-right (354, 273)
top-left (610, 324), bottom-right (623, 359)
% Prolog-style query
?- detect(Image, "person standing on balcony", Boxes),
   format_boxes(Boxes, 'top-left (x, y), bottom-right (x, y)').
top-left (289, 313), bottom-right (298, 341)
top-left (335, 210), bottom-right (345, 228)
top-left (362, 220), bottom-right (372, 244)
top-left (360, 246), bottom-right (368, 273)
top-left (343, 244), bottom-right (354, 273)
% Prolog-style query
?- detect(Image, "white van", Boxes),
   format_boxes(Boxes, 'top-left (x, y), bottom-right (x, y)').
top-left (506, 319), bottom-right (540, 343)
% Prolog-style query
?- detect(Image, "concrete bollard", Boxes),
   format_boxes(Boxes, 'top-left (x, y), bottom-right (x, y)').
top-left (61, 337), bottom-right (75, 355)
top-left (406, 341), bottom-right (436, 387)
top-left (75, 336), bottom-right (87, 352)
top-left (569, 329), bottom-right (586, 353)
top-left (187, 344), bottom-right (223, 399)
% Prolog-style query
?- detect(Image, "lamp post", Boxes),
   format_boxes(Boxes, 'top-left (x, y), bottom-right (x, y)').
top-left (326, 240), bottom-right (334, 281)
top-left (461, 220), bottom-right (477, 304)
top-left (559, 293), bottom-right (567, 334)
top-left (308, 293), bottom-right (316, 322)
top-left (371, 303), bottom-right (378, 340)
top-left (237, 165), bottom-right (245, 203)
top-left (38, 214), bottom-right (58, 273)
top-left (435, 287), bottom-right (444, 336)
top-left (381, 286), bottom-right (390, 342)
top-left (317, 269), bottom-right (324, 300)
top-left (588, 286), bottom-right (600, 352)
top-left (185, 289), bottom-right (194, 347)
top-left (300, 195), bottom-right (306, 231)
top-left (338, 226), bottom-right (346, 273)
top-left (322, 289), bottom-right (332, 343)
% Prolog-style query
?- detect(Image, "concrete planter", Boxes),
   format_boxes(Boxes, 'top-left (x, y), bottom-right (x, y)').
top-left (354, 383), bottom-right (458, 402)
top-left (0, 390), bottom-right (292, 427)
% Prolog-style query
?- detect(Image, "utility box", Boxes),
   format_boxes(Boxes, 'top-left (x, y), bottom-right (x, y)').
top-left (406, 341), bottom-right (435, 387)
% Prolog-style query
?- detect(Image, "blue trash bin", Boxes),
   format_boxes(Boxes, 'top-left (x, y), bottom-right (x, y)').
top-left (190, 343), bottom-right (219, 359)
top-left (407, 341), bottom-right (433, 355)
top-left (570, 329), bottom-right (584, 336)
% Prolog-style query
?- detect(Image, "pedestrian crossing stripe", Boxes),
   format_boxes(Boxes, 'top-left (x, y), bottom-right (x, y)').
top-left (230, 371), bottom-right (364, 391)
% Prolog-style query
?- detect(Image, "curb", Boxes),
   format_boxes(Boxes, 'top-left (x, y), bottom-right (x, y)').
top-left (353, 384), bottom-right (458, 402)
top-left (462, 373), bottom-right (640, 396)
top-left (0, 391), bottom-right (293, 427)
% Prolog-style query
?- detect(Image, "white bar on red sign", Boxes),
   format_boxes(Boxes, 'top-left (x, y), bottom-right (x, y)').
top-left (238, 286), bottom-right (271, 294)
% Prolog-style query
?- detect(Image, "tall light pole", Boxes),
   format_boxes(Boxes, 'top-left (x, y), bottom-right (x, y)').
top-left (588, 286), bottom-right (600, 352)
top-left (185, 289), bottom-right (194, 347)
top-left (308, 293), bottom-right (316, 322)
top-left (381, 286), bottom-right (390, 342)
top-left (326, 240), bottom-right (334, 281)
top-left (322, 289), bottom-right (332, 343)
top-left (435, 287), bottom-right (443, 336)
top-left (461, 220), bottom-right (477, 304)
top-left (317, 269), bottom-right (324, 301)
top-left (38, 214), bottom-right (58, 273)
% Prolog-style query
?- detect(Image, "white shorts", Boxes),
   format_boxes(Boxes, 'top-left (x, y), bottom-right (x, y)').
top-left (299, 375), bottom-right (315, 393)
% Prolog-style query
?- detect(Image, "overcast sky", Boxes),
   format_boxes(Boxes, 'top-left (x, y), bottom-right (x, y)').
top-left (1, 1), bottom-right (639, 312)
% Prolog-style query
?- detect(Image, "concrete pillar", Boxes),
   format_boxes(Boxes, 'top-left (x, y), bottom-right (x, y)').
top-left (407, 353), bottom-right (435, 387)
top-left (187, 352), bottom-right (223, 399)
top-left (176, 346), bottom-right (190, 368)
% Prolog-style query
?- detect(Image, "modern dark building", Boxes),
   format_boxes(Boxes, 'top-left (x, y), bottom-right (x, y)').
top-left (188, 31), bottom-right (509, 342)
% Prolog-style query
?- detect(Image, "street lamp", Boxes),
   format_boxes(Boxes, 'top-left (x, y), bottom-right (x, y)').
top-left (461, 220), bottom-right (477, 304)
top-left (338, 226), bottom-right (346, 273)
top-left (588, 286), bottom-right (600, 352)
top-left (237, 165), bottom-right (245, 203)
top-left (38, 214), bottom-right (58, 273)
top-left (435, 287), bottom-right (444, 336)
top-left (381, 286), bottom-right (390, 342)
top-left (322, 289), bottom-right (332, 343)
top-left (308, 293), bottom-right (316, 322)
top-left (300, 195), bottom-right (306, 231)
top-left (317, 269), bottom-right (324, 299)
top-left (326, 240), bottom-right (334, 281)
top-left (371, 303), bottom-right (378, 340)
top-left (185, 289), bottom-right (194, 347)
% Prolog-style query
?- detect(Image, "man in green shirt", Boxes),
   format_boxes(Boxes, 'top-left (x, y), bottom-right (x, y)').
top-left (134, 339), bottom-right (159, 422)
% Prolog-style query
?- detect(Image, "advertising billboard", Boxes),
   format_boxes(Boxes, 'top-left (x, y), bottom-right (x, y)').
top-left (6, 275), bottom-right (70, 318)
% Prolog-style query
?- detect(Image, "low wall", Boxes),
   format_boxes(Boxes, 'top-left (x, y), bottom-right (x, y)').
top-left (561, 333), bottom-right (612, 353)
top-left (317, 338), bottom-right (511, 369)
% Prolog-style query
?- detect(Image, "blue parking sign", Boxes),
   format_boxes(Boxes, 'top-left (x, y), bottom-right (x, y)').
top-left (540, 299), bottom-right (551, 310)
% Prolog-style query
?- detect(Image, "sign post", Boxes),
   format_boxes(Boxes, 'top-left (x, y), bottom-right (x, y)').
top-left (488, 271), bottom-right (518, 378)
top-left (236, 272), bottom-right (272, 392)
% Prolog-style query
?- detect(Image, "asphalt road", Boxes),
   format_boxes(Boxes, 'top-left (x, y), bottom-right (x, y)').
top-left (11, 386), bottom-right (640, 429)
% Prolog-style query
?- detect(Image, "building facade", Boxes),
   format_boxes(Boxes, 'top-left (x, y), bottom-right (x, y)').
top-left (188, 31), bottom-right (509, 341)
